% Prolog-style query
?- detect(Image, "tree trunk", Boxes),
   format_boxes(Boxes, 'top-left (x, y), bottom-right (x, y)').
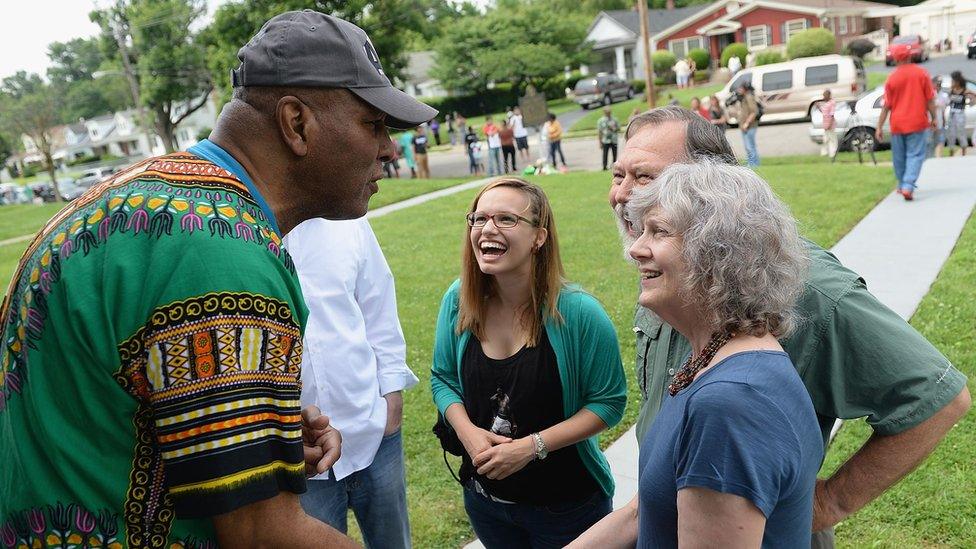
top-left (43, 151), bottom-right (64, 203)
top-left (154, 110), bottom-right (178, 153)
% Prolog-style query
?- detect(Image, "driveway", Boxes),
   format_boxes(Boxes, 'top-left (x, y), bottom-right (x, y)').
top-left (867, 53), bottom-right (974, 79)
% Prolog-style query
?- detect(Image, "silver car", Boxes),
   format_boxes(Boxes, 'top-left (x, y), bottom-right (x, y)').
top-left (809, 77), bottom-right (976, 149)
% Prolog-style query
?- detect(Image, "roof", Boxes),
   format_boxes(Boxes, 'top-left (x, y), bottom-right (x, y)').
top-left (772, 0), bottom-right (893, 11)
top-left (601, 5), bottom-right (712, 36)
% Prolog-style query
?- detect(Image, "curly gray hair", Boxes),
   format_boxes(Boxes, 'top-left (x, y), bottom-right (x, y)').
top-left (626, 160), bottom-right (808, 338)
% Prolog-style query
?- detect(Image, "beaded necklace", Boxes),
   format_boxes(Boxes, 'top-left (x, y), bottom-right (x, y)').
top-left (668, 331), bottom-right (734, 396)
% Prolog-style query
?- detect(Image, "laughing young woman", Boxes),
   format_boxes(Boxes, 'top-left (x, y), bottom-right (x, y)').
top-left (430, 178), bottom-right (626, 548)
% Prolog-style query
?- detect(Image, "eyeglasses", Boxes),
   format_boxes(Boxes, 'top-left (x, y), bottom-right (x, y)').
top-left (466, 211), bottom-right (537, 228)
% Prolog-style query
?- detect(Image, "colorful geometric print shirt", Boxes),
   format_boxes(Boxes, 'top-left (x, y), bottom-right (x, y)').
top-left (0, 146), bottom-right (310, 549)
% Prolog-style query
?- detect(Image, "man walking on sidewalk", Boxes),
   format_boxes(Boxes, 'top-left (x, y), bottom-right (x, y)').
top-left (876, 43), bottom-right (937, 201)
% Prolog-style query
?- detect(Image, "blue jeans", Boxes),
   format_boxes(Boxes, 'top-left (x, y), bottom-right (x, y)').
top-left (300, 430), bottom-right (411, 549)
top-left (741, 126), bottom-right (759, 167)
top-left (891, 130), bottom-right (929, 192)
top-left (463, 486), bottom-right (611, 549)
top-left (488, 147), bottom-right (502, 175)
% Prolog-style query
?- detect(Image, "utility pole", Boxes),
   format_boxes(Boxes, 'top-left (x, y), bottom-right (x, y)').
top-left (638, 0), bottom-right (656, 108)
top-left (110, 11), bottom-right (156, 157)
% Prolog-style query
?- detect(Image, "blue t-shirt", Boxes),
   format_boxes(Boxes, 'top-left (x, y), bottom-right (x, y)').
top-left (637, 351), bottom-right (823, 548)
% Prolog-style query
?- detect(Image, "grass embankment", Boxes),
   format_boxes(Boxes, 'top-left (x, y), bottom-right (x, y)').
top-left (0, 177), bottom-right (475, 292)
top-left (823, 209), bottom-right (976, 547)
top-left (369, 163), bottom-right (893, 546)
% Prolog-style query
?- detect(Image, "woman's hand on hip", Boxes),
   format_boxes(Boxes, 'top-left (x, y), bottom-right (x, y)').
top-left (458, 426), bottom-right (511, 462)
top-left (473, 437), bottom-right (536, 480)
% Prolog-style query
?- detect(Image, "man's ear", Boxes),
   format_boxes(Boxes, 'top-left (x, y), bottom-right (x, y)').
top-left (276, 96), bottom-right (315, 157)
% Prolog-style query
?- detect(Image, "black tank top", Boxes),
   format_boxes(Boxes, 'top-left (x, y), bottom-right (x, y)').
top-left (460, 331), bottom-right (599, 505)
top-left (949, 90), bottom-right (966, 111)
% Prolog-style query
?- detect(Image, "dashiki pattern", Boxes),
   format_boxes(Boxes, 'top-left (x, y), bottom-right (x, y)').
top-left (0, 152), bottom-right (308, 548)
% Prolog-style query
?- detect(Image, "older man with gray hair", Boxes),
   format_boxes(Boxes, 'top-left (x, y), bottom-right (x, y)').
top-left (577, 106), bottom-right (970, 547)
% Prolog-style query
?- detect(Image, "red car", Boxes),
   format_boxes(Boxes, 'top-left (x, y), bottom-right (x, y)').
top-left (886, 35), bottom-right (930, 65)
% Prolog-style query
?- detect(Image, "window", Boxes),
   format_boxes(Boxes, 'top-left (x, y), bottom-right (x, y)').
top-left (785, 19), bottom-right (808, 41)
top-left (805, 64), bottom-right (839, 86)
top-left (746, 25), bottom-right (769, 48)
top-left (838, 16), bottom-right (848, 35)
top-left (762, 69), bottom-right (793, 91)
top-left (668, 36), bottom-right (704, 58)
top-left (730, 72), bottom-right (752, 92)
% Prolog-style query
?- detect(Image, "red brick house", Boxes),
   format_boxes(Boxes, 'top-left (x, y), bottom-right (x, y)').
top-left (583, 0), bottom-right (894, 77)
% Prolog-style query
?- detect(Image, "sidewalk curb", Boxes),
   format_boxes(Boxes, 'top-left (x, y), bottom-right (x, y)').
top-left (366, 177), bottom-right (493, 219)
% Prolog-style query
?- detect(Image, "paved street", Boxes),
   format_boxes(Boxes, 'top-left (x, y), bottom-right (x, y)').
top-left (424, 121), bottom-right (820, 178)
top-left (866, 53), bottom-right (973, 80)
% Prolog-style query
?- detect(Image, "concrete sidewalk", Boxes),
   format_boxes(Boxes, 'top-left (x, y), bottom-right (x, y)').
top-left (466, 155), bottom-right (976, 547)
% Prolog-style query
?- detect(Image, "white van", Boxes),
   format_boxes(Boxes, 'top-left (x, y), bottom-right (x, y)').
top-left (716, 54), bottom-right (867, 124)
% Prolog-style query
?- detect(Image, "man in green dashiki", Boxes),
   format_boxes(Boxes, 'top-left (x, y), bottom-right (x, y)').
top-left (0, 10), bottom-right (436, 549)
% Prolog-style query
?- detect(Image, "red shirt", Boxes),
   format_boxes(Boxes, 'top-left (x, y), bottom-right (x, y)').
top-left (884, 64), bottom-right (934, 135)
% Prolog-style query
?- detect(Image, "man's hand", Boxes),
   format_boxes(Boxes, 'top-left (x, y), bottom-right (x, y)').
top-left (457, 425), bottom-right (511, 462)
top-left (875, 127), bottom-right (884, 142)
top-left (301, 405), bottom-right (341, 476)
top-left (383, 391), bottom-right (403, 435)
top-left (812, 479), bottom-right (846, 531)
top-left (473, 437), bottom-right (535, 480)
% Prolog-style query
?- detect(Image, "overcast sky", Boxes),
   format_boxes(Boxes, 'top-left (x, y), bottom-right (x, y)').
top-left (0, 0), bottom-right (226, 82)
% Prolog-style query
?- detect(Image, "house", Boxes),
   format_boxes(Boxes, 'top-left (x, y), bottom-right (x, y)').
top-left (584, 0), bottom-right (895, 78)
top-left (398, 51), bottom-right (450, 99)
top-left (884, 0), bottom-right (976, 53)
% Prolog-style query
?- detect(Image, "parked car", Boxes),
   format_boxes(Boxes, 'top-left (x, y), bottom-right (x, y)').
top-left (77, 166), bottom-right (117, 188)
top-left (0, 183), bottom-right (32, 205)
top-left (572, 73), bottom-right (634, 110)
top-left (808, 76), bottom-right (976, 149)
top-left (968, 30), bottom-right (976, 59)
top-left (716, 54), bottom-right (866, 124)
top-left (58, 178), bottom-right (87, 201)
top-left (27, 182), bottom-right (58, 203)
top-left (886, 35), bottom-right (930, 66)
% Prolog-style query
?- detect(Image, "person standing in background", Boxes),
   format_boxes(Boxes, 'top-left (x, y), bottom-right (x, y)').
top-left (596, 107), bottom-right (620, 171)
top-left (499, 119), bottom-right (517, 174)
top-left (737, 82), bottom-right (761, 167)
top-left (511, 107), bottom-right (531, 162)
top-left (430, 118), bottom-right (442, 146)
top-left (546, 113), bottom-right (567, 168)
top-left (484, 116), bottom-right (502, 176)
top-left (945, 71), bottom-right (976, 157)
top-left (819, 89), bottom-right (839, 158)
top-left (413, 127), bottom-right (430, 179)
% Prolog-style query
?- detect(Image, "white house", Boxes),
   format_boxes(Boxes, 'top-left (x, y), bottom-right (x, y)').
top-left (399, 51), bottom-right (450, 99)
top-left (885, 0), bottom-right (976, 53)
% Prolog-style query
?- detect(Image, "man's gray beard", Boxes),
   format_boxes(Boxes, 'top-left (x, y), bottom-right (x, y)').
top-left (613, 203), bottom-right (638, 263)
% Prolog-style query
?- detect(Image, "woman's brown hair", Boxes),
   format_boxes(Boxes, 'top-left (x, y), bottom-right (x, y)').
top-left (457, 178), bottom-right (565, 346)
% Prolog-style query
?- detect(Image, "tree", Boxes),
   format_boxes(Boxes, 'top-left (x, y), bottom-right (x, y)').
top-left (91, 0), bottom-right (213, 153)
top-left (0, 74), bottom-right (64, 200)
top-left (432, 2), bottom-right (593, 94)
top-left (46, 36), bottom-right (134, 122)
top-left (201, 0), bottom-right (449, 106)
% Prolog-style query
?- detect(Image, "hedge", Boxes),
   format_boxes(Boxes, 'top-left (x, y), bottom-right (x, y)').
top-left (688, 48), bottom-right (711, 71)
top-left (787, 28), bottom-right (837, 59)
top-left (721, 43), bottom-right (748, 68)
top-left (652, 50), bottom-right (677, 79)
top-left (422, 87), bottom-right (520, 119)
top-left (755, 50), bottom-right (785, 66)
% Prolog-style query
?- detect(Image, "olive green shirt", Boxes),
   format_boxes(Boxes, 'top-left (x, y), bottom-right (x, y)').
top-left (634, 240), bottom-right (968, 447)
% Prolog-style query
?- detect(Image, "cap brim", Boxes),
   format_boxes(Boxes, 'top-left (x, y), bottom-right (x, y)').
top-left (350, 86), bottom-right (438, 130)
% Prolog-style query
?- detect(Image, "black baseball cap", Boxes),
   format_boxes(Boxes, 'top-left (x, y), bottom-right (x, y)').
top-left (232, 10), bottom-right (437, 130)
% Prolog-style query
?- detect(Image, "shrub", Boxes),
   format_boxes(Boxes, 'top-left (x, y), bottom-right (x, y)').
top-left (541, 70), bottom-right (585, 100)
top-left (787, 28), bottom-right (837, 59)
top-left (21, 165), bottom-right (39, 178)
top-left (693, 71), bottom-right (709, 83)
top-left (67, 154), bottom-right (100, 167)
top-left (422, 87), bottom-right (520, 118)
top-left (630, 79), bottom-right (647, 94)
top-left (688, 48), bottom-right (711, 71)
top-left (755, 50), bottom-right (785, 66)
top-left (721, 43), bottom-right (748, 68)
top-left (651, 50), bottom-right (677, 78)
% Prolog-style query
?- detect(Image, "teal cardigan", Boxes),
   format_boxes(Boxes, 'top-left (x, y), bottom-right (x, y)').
top-left (430, 279), bottom-right (627, 497)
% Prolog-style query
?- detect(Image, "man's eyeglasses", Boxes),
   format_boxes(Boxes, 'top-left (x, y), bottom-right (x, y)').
top-left (466, 211), bottom-right (537, 228)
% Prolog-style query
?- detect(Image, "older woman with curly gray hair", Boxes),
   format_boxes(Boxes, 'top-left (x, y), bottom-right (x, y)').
top-left (570, 160), bottom-right (823, 548)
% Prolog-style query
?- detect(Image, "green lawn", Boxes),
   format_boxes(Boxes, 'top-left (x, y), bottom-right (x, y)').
top-left (371, 177), bottom-right (475, 210)
top-left (369, 163), bottom-right (894, 547)
top-left (821, 209), bottom-right (976, 547)
top-left (568, 83), bottom-right (724, 136)
top-left (0, 204), bottom-right (64, 241)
